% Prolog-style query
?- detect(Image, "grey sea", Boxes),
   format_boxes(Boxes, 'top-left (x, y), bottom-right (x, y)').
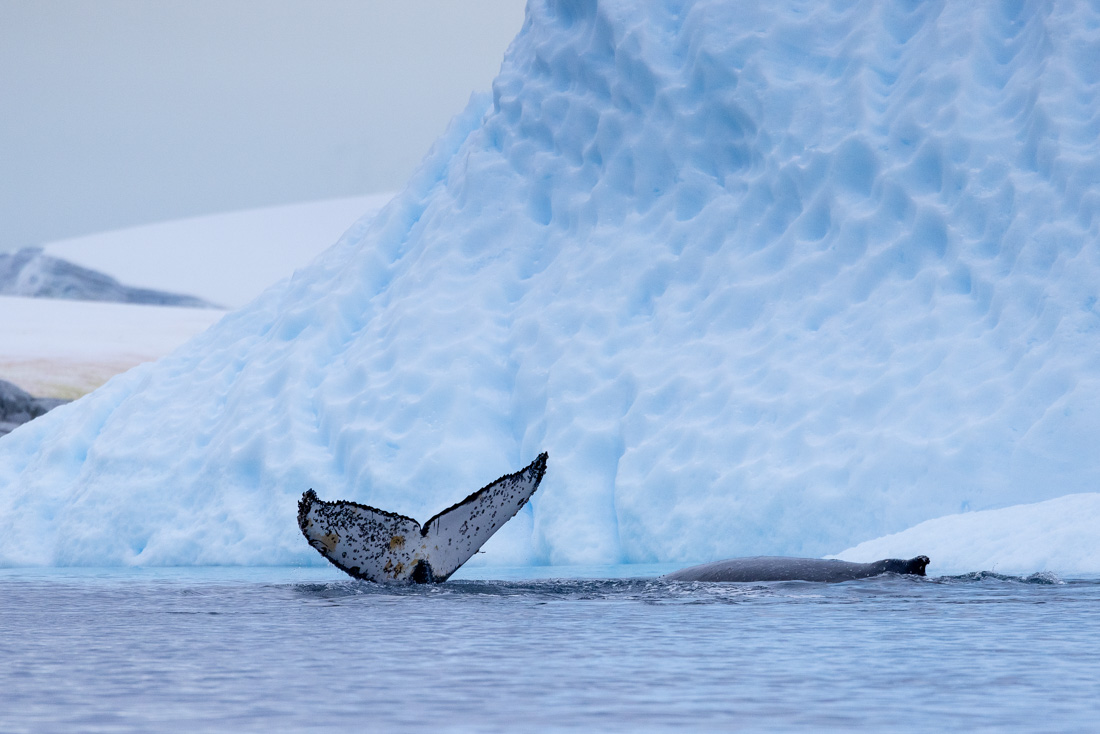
top-left (3, 565), bottom-right (1099, 733)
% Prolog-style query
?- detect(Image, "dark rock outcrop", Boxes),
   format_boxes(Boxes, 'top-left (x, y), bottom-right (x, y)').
top-left (0, 380), bottom-right (69, 436)
top-left (0, 247), bottom-right (218, 308)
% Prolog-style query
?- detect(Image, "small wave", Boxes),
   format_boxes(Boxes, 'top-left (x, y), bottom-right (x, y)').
top-left (934, 570), bottom-right (1065, 585)
top-left (283, 567), bottom-right (1100, 608)
top-left (289, 576), bottom-right (845, 605)
top-left (291, 576), bottom-right (676, 602)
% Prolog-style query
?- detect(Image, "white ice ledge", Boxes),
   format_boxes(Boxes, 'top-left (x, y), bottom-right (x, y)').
top-left (833, 493), bottom-right (1100, 577)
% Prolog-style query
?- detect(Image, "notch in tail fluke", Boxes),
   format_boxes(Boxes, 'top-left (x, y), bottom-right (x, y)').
top-left (298, 452), bottom-right (548, 583)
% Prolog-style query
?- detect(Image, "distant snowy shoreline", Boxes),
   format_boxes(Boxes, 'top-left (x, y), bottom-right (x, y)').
top-left (0, 194), bottom-right (392, 399)
top-left (44, 193), bottom-right (393, 309)
top-left (0, 295), bottom-right (225, 399)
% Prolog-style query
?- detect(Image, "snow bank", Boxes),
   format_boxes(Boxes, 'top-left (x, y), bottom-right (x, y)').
top-left (835, 494), bottom-right (1100, 576)
top-left (1, 0), bottom-right (1098, 572)
top-left (0, 295), bottom-right (225, 399)
top-left (44, 195), bottom-right (393, 309)
top-left (2, 196), bottom-right (390, 398)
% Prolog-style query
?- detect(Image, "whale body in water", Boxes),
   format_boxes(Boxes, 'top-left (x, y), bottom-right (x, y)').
top-left (662, 555), bottom-right (930, 583)
top-left (298, 453), bottom-right (548, 583)
top-left (299, 450), bottom-right (925, 585)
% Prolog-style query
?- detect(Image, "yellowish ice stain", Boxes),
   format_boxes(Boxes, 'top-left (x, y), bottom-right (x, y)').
top-left (389, 535), bottom-right (406, 550)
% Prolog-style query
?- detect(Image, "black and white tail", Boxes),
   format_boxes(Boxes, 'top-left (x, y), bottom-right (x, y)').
top-left (298, 453), bottom-right (548, 583)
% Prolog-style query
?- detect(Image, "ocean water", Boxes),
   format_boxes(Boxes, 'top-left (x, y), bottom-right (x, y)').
top-left (3, 566), bottom-right (1099, 733)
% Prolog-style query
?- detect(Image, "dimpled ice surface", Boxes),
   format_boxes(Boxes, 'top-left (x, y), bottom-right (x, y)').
top-left (1, 0), bottom-right (1098, 572)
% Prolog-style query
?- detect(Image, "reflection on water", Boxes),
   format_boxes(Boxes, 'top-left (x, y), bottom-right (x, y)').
top-left (3, 567), bottom-right (1099, 732)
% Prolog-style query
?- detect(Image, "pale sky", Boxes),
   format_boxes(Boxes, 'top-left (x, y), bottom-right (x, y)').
top-left (0, 0), bottom-right (526, 251)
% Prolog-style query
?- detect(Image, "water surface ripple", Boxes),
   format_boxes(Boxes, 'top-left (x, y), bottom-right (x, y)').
top-left (3, 568), bottom-right (1099, 732)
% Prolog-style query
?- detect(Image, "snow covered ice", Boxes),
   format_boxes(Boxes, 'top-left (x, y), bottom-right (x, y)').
top-left (43, 194), bottom-right (394, 309)
top-left (0, 196), bottom-right (391, 400)
top-left (1, 0), bottom-right (1098, 573)
top-left (835, 492), bottom-right (1100, 576)
top-left (0, 294), bottom-right (225, 399)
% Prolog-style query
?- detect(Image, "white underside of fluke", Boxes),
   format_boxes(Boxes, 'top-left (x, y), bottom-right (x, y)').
top-left (298, 453), bottom-right (547, 583)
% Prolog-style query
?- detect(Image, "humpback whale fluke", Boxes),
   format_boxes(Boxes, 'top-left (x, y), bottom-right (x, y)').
top-left (662, 555), bottom-right (930, 583)
top-left (298, 452), bottom-right (548, 583)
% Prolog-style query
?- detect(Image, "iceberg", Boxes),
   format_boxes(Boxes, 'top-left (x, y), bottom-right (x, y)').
top-left (1, 0), bottom-right (1098, 571)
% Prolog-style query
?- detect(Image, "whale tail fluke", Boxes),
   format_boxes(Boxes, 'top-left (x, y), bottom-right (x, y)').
top-left (298, 452), bottom-right (548, 583)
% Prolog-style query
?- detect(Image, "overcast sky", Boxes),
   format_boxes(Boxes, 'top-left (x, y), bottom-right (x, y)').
top-left (0, 0), bottom-right (525, 251)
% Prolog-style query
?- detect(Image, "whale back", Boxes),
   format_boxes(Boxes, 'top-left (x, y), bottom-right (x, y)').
top-left (663, 555), bottom-right (930, 583)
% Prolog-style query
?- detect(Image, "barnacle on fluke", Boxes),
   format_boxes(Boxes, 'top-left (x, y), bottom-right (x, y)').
top-left (298, 453), bottom-right (548, 583)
